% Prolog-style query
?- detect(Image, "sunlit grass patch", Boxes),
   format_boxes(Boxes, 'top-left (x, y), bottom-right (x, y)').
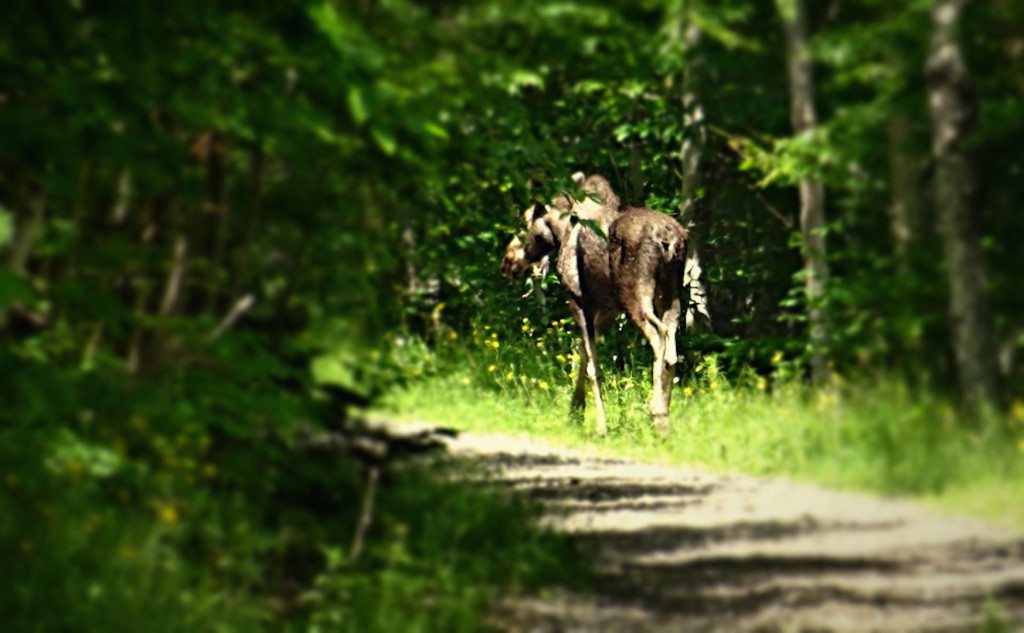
top-left (379, 339), bottom-right (1024, 528)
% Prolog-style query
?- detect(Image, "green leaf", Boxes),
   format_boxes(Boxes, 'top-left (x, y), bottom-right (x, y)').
top-left (370, 127), bottom-right (397, 155)
top-left (0, 209), bottom-right (12, 247)
top-left (46, 429), bottom-right (124, 479)
top-left (422, 121), bottom-right (449, 140)
top-left (348, 86), bottom-right (369, 125)
top-left (576, 218), bottom-right (607, 241)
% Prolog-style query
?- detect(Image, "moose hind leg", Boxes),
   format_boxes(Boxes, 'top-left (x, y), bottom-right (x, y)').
top-left (659, 353), bottom-right (675, 430)
top-left (642, 293), bottom-right (668, 336)
top-left (662, 264), bottom-right (684, 366)
top-left (642, 321), bottom-right (668, 422)
top-left (571, 338), bottom-right (588, 411)
top-left (621, 292), bottom-right (668, 429)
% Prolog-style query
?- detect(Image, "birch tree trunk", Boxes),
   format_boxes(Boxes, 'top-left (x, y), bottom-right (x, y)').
top-left (776, 0), bottom-right (831, 383)
top-left (925, 0), bottom-right (1000, 412)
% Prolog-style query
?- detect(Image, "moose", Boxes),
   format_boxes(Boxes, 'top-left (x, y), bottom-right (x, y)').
top-left (501, 173), bottom-right (697, 435)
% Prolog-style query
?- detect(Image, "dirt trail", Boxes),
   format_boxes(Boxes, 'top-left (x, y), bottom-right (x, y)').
top-left (386, 421), bottom-right (1024, 631)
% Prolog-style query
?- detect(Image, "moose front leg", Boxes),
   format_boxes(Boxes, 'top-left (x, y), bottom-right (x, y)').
top-left (628, 303), bottom-right (668, 425)
top-left (658, 267), bottom-right (685, 424)
top-left (571, 338), bottom-right (588, 411)
top-left (569, 299), bottom-right (607, 436)
top-left (622, 297), bottom-right (670, 433)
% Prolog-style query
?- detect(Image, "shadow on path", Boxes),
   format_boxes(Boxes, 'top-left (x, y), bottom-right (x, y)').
top-left (457, 446), bottom-right (1024, 631)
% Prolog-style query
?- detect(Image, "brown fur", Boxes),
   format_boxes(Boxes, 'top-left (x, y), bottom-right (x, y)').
top-left (609, 208), bottom-right (689, 430)
top-left (501, 178), bottom-right (690, 435)
top-left (501, 174), bottom-right (624, 435)
top-left (581, 174), bottom-right (621, 210)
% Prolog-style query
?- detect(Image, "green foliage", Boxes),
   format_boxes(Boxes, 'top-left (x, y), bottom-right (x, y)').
top-left (980, 596), bottom-right (1012, 633)
top-left (2, 0), bottom-right (1024, 628)
top-left (304, 466), bottom-right (585, 632)
top-left (0, 345), bottom-right (584, 631)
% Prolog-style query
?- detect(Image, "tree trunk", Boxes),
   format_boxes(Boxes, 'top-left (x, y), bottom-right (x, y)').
top-left (675, 0), bottom-right (712, 332)
top-left (628, 142), bottom-right (645, 206)
top-left (925, 0), bottom-right (1000, 412)
top-left (886, 111), bottom-right (922, 267)
top-left (110, 169), bottom-right (133, 224)
top-left (158, 234), bottom-right (189, 317)
top-left (8, 189), bottom-right (46, 276)
top-left (0, 189), bottom-right (46, 330)
top-left (776, 0), bottom-right (831, 383)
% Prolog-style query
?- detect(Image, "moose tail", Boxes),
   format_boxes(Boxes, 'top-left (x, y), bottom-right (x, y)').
top-left (682, 239), bottom-right (712, 332)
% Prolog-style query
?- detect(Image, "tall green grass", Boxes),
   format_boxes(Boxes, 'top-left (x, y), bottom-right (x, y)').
top-left (364, 321), bottom-right (1024, 528)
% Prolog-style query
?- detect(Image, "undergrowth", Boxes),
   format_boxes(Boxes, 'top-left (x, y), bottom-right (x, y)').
top-left (0, 348), bottom-right (586, 632)
top-left (363, 319), bottom-right (1024, 528)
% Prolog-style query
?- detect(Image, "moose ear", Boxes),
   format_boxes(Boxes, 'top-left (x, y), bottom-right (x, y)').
top-left (531, 202), bottom-right (546, 221)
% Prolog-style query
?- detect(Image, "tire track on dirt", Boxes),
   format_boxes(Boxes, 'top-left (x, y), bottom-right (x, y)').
top-left (384, 421), bottom-right (1024, 631)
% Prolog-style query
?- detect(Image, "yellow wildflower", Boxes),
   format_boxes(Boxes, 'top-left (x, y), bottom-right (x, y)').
top-left (538, 381), bottom-right (549, 391)
top-left (771, 351), bottom-right (784, 364)
top-left (488, 364), bottom-right (497, 373)
top-left (683, 386), bottom-right (694, 397)
top-left (1011, 400), bottom-right (1024, 424)
top-left (448, 330), bottom-right (458, 341)
top-left (158, 504), bottom-right (179, 525)
top-left (460, 376), bottom-right (471, 385)
top-left (487, 340), bottom-right (500, 350)
top-left (506, 371), bottom-right (515, 380)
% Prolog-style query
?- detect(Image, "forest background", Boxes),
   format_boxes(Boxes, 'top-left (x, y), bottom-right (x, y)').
top-left (2, 0), bottom-right (1023, 630)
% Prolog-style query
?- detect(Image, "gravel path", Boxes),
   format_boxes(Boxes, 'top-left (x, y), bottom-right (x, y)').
top-left (386, 421), bottom-right (1024, 631)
